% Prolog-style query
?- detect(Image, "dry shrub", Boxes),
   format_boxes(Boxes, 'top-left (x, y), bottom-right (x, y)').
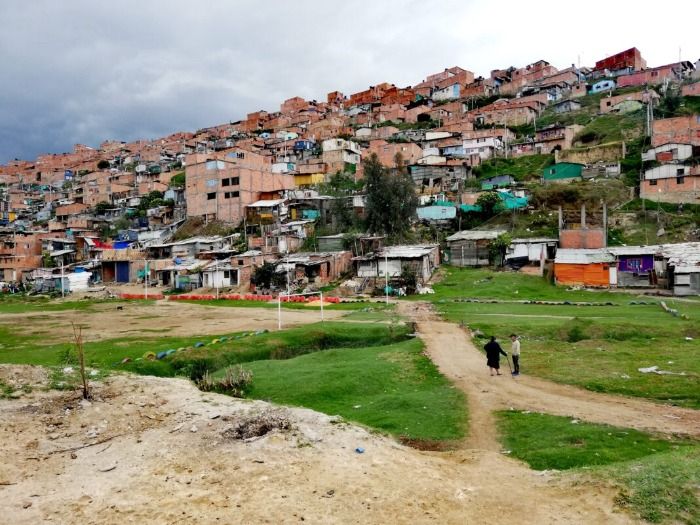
top-left (222, 409), bottom-right (292, 440)
top-left (196, 365), bottom-right (253, 397)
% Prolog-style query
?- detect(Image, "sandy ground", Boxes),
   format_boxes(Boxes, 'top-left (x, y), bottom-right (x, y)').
top-left (1, 301), bottom-right (344, 343)
top-left (2, 301), bottom-right (698, 523)
top-left (1, 367), bottom-right (634, 525)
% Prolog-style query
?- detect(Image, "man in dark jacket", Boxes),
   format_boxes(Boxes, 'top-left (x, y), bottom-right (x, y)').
top-left (484, 336), bottom-right (508, 376)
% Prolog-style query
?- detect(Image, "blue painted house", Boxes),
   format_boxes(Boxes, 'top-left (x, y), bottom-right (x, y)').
top-left (589, 80), bottom-right (616, 94)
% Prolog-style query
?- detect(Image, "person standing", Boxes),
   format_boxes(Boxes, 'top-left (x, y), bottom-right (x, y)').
top-left (484, 336), bottom-right (508, 376)
top-left (510, 334), bottom-right (521, 376)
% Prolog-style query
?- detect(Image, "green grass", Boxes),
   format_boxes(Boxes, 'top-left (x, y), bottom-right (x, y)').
top-left (0, 296), bottom-right (110, 314)
top-left (606, 447), bottom-right (700, 524)
top-left (497, 411), bottom-right (700, 523)
top-left (496, 410), bottom-right (685, 470)
top-left (473, 154), bottom-right (554, 182)
top-left (422, 268), bottom-right (700, 408)
top-left (181, 298), bottom-right (393, 311)
top-left (242, 338), bottom-right (466, 442)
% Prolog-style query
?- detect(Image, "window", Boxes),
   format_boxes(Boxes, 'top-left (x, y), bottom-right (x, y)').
top-left (231, 177), bottom-right (239, 186)
top-left (649, 179), bottom-right (657, 186)
top-left (223, 270), bottom-right (231, 279)
top-left (677, 176), bottom-right (685, 185)
top-left (207, 192), bottom-right (216, 200)
top-left (677, 168), bottom-right (685, 175)
top-left (627, 258), bottom-right (642, 271)
top-left (224, 191), bottom-right (240, 199)
top-left (222, 178), bottom-right (230, 186)
top-left (606, 101), bottom-right (611, 106)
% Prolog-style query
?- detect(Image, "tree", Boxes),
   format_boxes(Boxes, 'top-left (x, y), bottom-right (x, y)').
top-left (488, 233), bottom-right (512, 267)
top-left (476, 191), bottom-right (502, 218)
top-left (94, 201), bottom-right (111, 215)
top-left (364, 153), bottom-right (418, 241)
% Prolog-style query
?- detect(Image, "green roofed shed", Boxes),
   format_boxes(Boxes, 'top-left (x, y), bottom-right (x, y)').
top-left (542, 162), bottom-right (584, 183)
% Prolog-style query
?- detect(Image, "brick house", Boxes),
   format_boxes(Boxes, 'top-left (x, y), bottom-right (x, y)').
top-left (594, 48), bottom-right (647, 74)
top-left (599, 89), bottom-right (659, 114)
top-left (185, 150), bottom-right (294, 224)
top-left (640, 164), bottom-right (700, 204)
top-left (367, 140), bottom-right (423, 167)
top-left (617, 62), bottom-right (695, 88)
top-left (652, 116), bottom-right (700, 147)
top-left (682, 82), bottom-right (700, 97)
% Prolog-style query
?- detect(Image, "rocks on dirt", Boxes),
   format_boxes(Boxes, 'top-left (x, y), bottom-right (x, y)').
top-left (222, 409), bottom-right (292, 440)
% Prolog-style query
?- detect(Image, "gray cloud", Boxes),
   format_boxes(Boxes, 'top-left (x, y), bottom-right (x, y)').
top-left (1, 0), bottom-right (697, 163)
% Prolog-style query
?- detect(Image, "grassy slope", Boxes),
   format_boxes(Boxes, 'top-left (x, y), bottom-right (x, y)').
top-left (423, 268), bottom-right (700, 408)
top-left (497, 410), bottom-right (699, 524)
top-left (244, 338), bottom-right (466, 442)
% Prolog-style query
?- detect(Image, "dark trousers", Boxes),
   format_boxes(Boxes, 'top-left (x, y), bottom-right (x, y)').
top-left (512, 355), bottom-right (520, 374)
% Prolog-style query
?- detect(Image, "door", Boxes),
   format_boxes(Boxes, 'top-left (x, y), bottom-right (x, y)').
top-left (609, 266), bottom-right (618, 286)
top-left (116, 262), bottom-right (130, 283)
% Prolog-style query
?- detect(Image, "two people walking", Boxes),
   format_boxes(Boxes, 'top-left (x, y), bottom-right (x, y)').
top-left (483, 334), bottom-right (521, 376)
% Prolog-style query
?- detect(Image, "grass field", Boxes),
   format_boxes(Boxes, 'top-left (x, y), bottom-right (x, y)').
top-left (0, 312), bottom-right (465, 443)
top-left (425, 268), bottom-right (700, 408)
top-left (497, 410), bottom-right (699, 524)
top-left (241, 338), bottom-right (466, 442)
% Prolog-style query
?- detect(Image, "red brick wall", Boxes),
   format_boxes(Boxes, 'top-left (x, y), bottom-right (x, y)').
top-left (559, 229), bottom-right (606, 249)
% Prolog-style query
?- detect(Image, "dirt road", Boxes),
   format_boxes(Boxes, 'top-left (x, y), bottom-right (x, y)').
top-left (399, 301), bottom-right (700, 446)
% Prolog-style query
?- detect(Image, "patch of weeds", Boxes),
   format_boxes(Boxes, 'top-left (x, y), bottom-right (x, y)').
top-left (0, 379), bottom-right (15, 398)
top-left (196, 365), bottom-right (253, 397)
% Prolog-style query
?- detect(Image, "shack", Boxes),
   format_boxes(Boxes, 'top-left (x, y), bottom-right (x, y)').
top-left (353, 244), bottom-right (440, 285)
top-left (607, 246), bottom-right (661, 287)
top-left (553, 248), bottom-right (616, 287)
top-left (445, 230), bottom-right (506, 267)
top-left (505, 237), bottom-right (558, 269)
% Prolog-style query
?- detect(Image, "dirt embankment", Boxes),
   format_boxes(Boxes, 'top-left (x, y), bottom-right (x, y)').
top-left (1, 366), bottom-right (632, 525)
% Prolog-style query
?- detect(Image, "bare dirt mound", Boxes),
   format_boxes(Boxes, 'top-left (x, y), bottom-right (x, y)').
top-left (1, 366), bottom-right (631, 524)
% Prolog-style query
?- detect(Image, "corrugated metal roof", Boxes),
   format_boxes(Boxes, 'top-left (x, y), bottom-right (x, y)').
top-left (379, 245), bottom-right (439, 258)
top-left (247, 199), bottom-right (286, 208)
top-left (446, 230), bottom-right (506, 241)
top-left (554, 249), bottom-right (615, 264)
top-left (511, 237), bottom-right (558, 244)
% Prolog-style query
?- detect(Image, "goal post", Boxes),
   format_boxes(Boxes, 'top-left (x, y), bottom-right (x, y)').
top-left (277, 290), bottom-right (326, 330)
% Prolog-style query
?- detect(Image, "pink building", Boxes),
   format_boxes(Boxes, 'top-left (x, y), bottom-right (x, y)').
top-left (185, 150), bottom-right (294, 224)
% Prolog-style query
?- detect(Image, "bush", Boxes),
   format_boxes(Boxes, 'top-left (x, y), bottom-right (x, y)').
top-left (196, 365), bottom-right (253, 397)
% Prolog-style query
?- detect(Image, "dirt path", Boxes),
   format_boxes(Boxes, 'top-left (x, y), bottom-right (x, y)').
top-left (400, 301), bottom-right (700, 444)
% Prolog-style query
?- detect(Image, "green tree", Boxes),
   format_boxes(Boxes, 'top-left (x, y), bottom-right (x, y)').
top-left (488, 233), bottom-right (512, 267)
top-left (476, 191), bottom-right (502, 218)
top-left (364, 153), bottom-right (417, 241)
top-left (94, 201), bottom-right (111, 215)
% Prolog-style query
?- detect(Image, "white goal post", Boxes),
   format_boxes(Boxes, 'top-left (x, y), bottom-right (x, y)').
top-left (277, 290), bottom-right (327, 330)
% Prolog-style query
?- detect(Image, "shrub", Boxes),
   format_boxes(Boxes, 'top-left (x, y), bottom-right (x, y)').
top-left (196, 365), bottom-right (253, 397)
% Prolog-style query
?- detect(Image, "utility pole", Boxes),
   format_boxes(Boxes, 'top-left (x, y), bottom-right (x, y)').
top-left (60, 264), bottom-right (65, 299)
top-left (384, 251), bottom-right (389, 305)
top-left (144, 259), bottom-right (148, 299)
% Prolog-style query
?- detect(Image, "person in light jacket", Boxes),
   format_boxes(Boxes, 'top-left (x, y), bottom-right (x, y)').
top-left (510, 334), bottom-right (521, 376)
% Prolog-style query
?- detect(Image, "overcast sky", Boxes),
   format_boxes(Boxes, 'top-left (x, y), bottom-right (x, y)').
top-left (1, 0), bottom-right (698, 164)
